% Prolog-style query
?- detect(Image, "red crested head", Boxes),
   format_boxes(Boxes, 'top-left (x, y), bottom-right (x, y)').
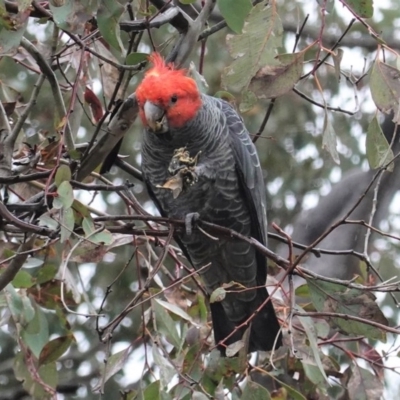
top-left (135, 53), bottom-right (202, 132)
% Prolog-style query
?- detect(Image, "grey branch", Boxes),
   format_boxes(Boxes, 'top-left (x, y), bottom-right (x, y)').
top-left (20, 38), bottom-right (75, 151)
top-left (0, 234), bottom-right (36, 291)
top-left (120, 7), bottom-right (183, 32)
top-left (282, 20), bottom-right (400, 51)
top-left (0, 101), bottom-right (13, 180)
top-left (75, 95), bottom-right (139, 181)
top-left (166, 0), bottom-right (216, 66)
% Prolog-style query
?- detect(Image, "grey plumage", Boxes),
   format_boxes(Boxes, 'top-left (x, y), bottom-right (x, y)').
top-left (141, 94), bottom-right (282, 353)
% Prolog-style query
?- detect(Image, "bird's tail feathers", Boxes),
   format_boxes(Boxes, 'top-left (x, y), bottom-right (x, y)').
top-left (248, 289), bottom-right (282, 352)
top-left (210, 289), bottom-right (282, 355)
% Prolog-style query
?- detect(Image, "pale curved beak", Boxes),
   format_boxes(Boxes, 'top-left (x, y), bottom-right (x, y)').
top-left (143, 101), bottom-right (169, 133)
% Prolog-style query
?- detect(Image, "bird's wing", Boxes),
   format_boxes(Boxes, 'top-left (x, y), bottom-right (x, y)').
top-left (217, 99), bottom-right (282, 351)
top-left (219, 100), bottom-right (268, 248)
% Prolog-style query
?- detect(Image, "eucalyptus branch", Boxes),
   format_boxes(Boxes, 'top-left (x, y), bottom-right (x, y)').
top-left (59, 224), bottom-right (106, 317)
top-left (95, 249), bottom-right (137, 337)
top-left (0, 99), bottom-right (13, 179)
top-left (149, 0), bottom-right (190, 33)
top-left (70, 180), bottom-right (135, 191)
top-left (301, 18), bottom-right (356, 80)
top-left (12, 75), bottom-right (46, 138)
top-left (0, 169), bottom-right (51, 185)
top-left (115, 158), bottom-right (143, 181)
top-left (297, 266), bottom-right (400, 293)
top-left (0, 201), bottom-right (55, 237)
top-left (282, 19), bottom-right (399, 51)
top-left (344, 219), bottom-right (400, 242)
top-left (91, 213), bottom-right (374, 259)
top-left (75, 95), bottom-right (139, 181)
top-left (94, 215), bottom-right (290, 268)
top-left (293, 87), bottom-right (355, 115)
top-left (64, 31), bottom-right (146, 72)
top-left (120, 7), bottom-right (182, 32)
top-left (294, 310), bottom-right (400, 335)
top-left (166, 0), bottom-right (216, 66)
top-left (20, 38), bottom-right (75, 151)
top-left (0, 234), bottom-right (36, 291)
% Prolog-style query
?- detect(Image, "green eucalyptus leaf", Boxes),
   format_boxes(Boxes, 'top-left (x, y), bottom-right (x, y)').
top-left (222, 1), bottom-right (283, 93)
top-left (343, 0), bottom-right (373, 18)
top-left (12, 271), bottom-right (35, 288)
top-left (14, 352), bottom-right (58, 399)
top-left (60, 207), bottom-right (75, 243)
top-left (97, 0), bottom-right (124, 51)
top-left (152, 299), bottom-right (182, 349)
top-left (218, 0), bottom-right (252, 34)
top-left (306, 278), bottom-right (389, 341)
top-left (21, 304), bottom-right (50, 358)
top-left (370, 60), bottom-right (400, 123)
top-left (249, 50), bottom-right (305, 99)
top-left (366, 116), bottom-right (394, 171)
top-left (39, 334), bottom-right (75, 365)
top-left (93, 347), bottom-right (131, 392)
top-left (55, 165), bottom-right (71, 187)
top-left (54, 181), bottom-right (74, 209)
top-left (347, 365), bottom-right (383, 399)
top-left (322, 110), bottom-right (340, 164)
top-left (241, 380), bottom-right (271, 400)
top-left (126, 52), bottom-right (149, 65)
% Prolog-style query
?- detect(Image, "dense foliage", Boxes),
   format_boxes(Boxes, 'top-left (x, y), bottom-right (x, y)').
top-left (0, 0), bottom-right (399, 399)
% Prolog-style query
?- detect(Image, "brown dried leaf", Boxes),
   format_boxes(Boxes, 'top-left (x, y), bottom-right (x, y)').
top-left (158, 174), bottom-right (183, 199)
top-left (40, 139), bottom-right (60, 164)
top-left (347, 365), bottom-right (383, 400)
top-left (70, 242), bottom-right (109, 263)
top-left (164, 286), bottom-right (190, 311)
top-left (94, 41), bottom-right (121, 99)
top-left (249, 50), bottom-right (305, 99)
top-left (2, 101), bottom-right (16, 116)
top-left (28, 280), bottom-right (76, 309)
top-left (105, 234), bottom-right (134, 250)
top-left (84, 87), bottom-right (104, 123)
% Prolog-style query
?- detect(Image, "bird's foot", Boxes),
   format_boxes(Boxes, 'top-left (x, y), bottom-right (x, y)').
top-left (159, 148), bottom-right (201, 198)
top-left (168, 147), bottom-right (201, 176)
top-left (185, 212), bottom-right (200, 235)
top-left (180, 166), bottom-right (199, 186)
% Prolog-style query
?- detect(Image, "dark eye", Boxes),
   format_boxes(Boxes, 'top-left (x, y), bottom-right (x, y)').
top-left (170, 94), bottom-right (178, 103)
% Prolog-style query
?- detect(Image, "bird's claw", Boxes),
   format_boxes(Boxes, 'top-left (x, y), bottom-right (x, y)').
top-left (185, 212), bottom-right (200, 235)
top-left (180, 166), bottom-right (198, 186)
top-left (168, 147), bottom-right (201, 176)
top-left (159, 147), bottom-right (201, 198)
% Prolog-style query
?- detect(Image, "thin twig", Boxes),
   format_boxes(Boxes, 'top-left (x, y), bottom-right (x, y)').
top-left (0, 234), bottom-right (37, 291)
top-left (12, 75), bottom-right (46, 139)
top-left (294, 311), bottom-right (400, 335)
top-left (20, 37), bottom-right (75, 151)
